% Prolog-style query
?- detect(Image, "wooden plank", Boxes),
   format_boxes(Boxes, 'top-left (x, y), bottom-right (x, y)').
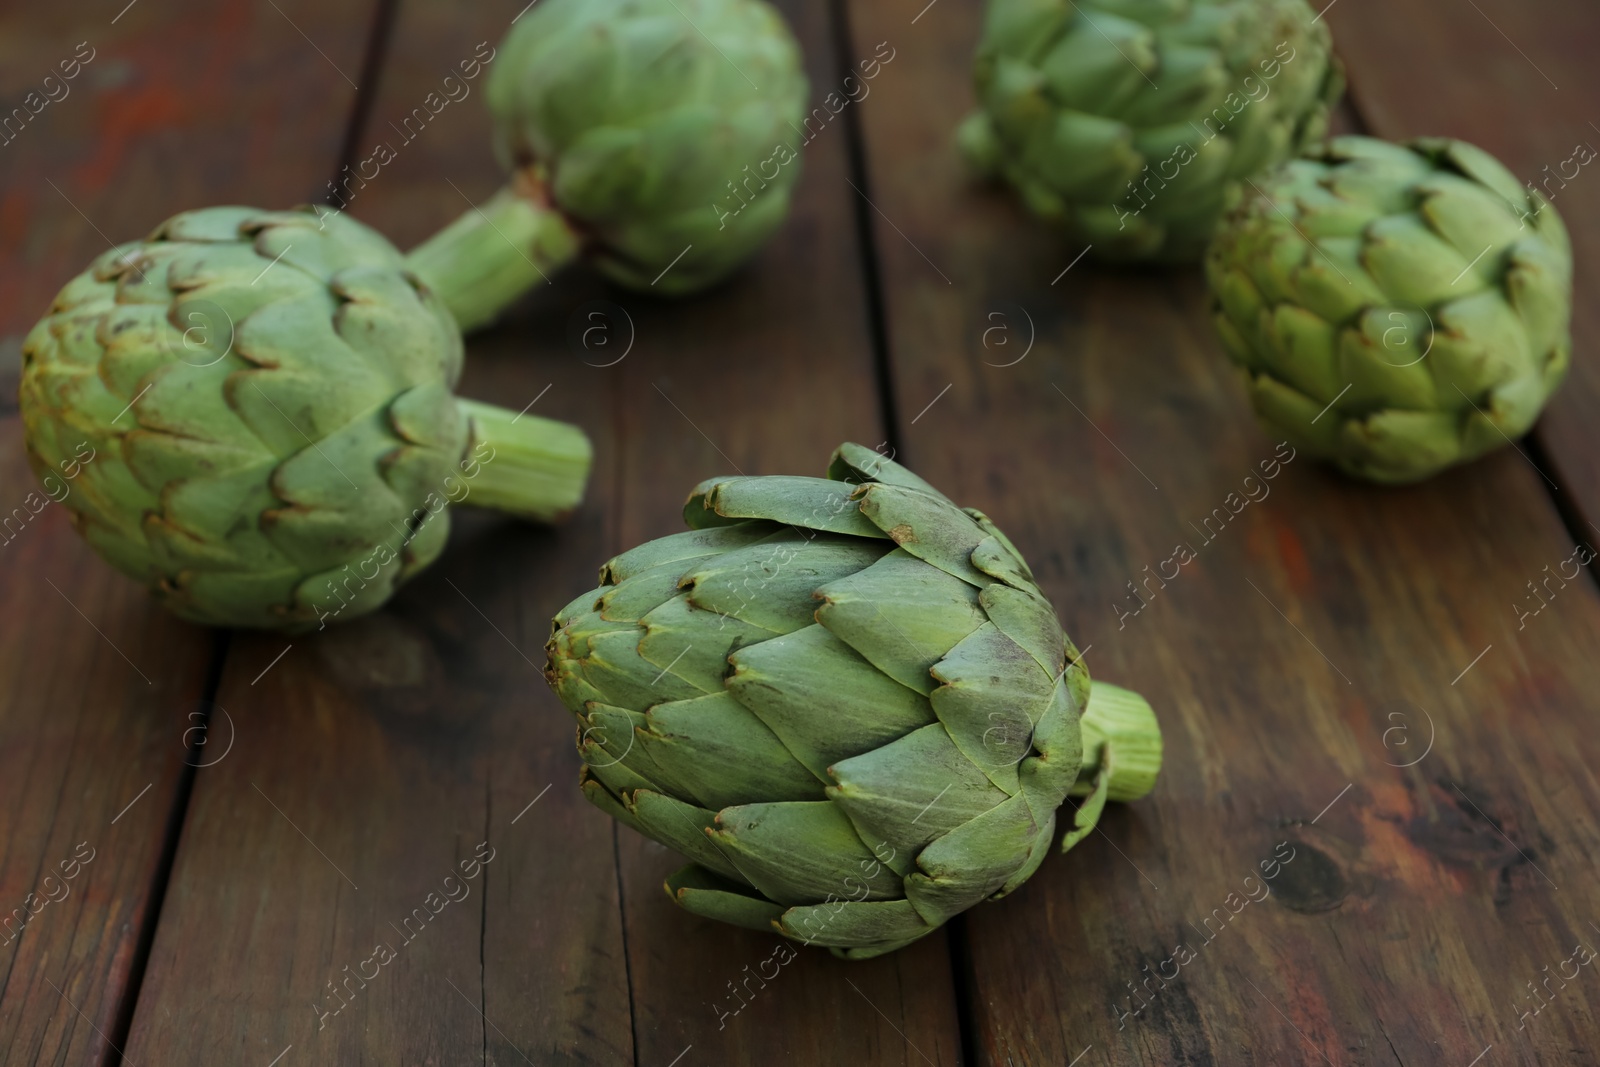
top-left (843, 0), bottom-right (1600, 1063)
top-left (0, 425), bottom-right (216, 1067)
top-left (338, 10), bottom-right (637, 1065)
top-left (0, 2), bottom-right (376, 1063)
top-left (117, 3), bottom-right (600, 1061)
top-left (600, 1), bottom-right (964, 1058)
top-left (124, 0), bottom-right (964, 1063)
top-left (1324, 0), bottom-right (1600, 531)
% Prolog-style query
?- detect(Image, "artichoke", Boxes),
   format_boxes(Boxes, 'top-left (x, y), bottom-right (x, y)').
top-left (545, 444), bottom-right (1162, 958)
top-left (19, 206), bottom-right (592, 630)
top-left (405, 0), bottom-right (809, 331)
top-left (1206, 136), bottom-right (1573, 483)
top-left (959, 0), bottom-right (1343, 262)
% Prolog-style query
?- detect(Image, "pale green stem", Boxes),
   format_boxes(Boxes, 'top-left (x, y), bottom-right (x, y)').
top-left (1071, 681), bottom-right (1164, 803)
top-left (1058, 681), bottom-right (1162, 854)
top-left (405, 184), bottom-right (583, 333)
top-left (457, 398), bottom-right (592, 523)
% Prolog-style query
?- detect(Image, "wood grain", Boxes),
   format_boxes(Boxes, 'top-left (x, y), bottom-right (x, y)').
top-left (842, 0), bottom-right (1600, 1063)
top-left (13, 0), bottom-right (1600, 1062)
top-left (1324, 0), bottom-right (1600, 532)
top-left (0, 2), bottom-right (376, 1063)
top-left (119, 3), bottom-right (614, 1061)
top-left (599, 0), bottom-right (965, 1058)
top-left (123, 0), bottom-right (964, 1063)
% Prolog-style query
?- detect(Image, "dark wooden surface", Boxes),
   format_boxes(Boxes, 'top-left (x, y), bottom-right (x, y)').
top-left (0, 2), bottom-right (373, 1063)
top-left (1, 0), bottom-right (1597, 1064)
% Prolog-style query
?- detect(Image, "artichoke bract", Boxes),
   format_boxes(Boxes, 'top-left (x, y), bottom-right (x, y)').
top-left (546, 444), bottom-right (1162, 958)
top-left (959, 0), bottom-right (1343, 262)
top-left (406, 0), bottom-right (809, 332)
top-left (1206, 136), bottom-right (1573, 484)
top-left (19, 206), bottom-right (592, 630)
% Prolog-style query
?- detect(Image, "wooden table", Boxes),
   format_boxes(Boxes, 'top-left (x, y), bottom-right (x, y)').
top-left (2, 1), bottom-right (1597, 1063)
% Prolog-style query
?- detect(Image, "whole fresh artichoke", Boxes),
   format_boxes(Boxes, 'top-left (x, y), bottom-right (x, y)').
top-left (1206, 136), bottom-right (1573, 483)
top-left (19, 206), bottom-right (592, 630)
top-left (406, 0), bottom-right (808, 331)
top-left (545, 444), bottom-right (1163, 958)
top-left (959, 0), bottom-right (1343, 262)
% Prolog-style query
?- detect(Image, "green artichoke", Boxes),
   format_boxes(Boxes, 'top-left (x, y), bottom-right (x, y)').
top-left (959, 0), bottom-right (1343, 262)
top-left (1206, 136), bottom-right (1573, 483)
top-left (406, 0), bottom-right (808, 332)
top-left (19, 206), bottom-right (592, 630)
top-left (545, 444), bottom-right (1162, 958)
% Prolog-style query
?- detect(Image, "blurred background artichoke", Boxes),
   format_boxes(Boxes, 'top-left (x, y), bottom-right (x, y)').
top-left (960, 0), bottom-right (1343, 262)
top-left (407, 0), bottom-right (810, 331)
top-left (19, 207), bottom-right (591, 630)
top-left (1206, 136), bottom-right (1572, 483)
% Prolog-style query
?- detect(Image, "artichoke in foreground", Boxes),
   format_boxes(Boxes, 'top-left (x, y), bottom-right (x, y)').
top-left (1206, 136), bottom-right (1573, 483)
top-left (405, 0), bottom-right (809, 331)
top-left (546, 444), bottom-right (1162, 958)
top-left (959, 0), bottom-right (1343, 262)
top-left (19, 206), bottom-right (592, 630)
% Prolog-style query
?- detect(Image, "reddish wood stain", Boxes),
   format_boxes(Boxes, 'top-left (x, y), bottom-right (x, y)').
top-left (1274, 519), bottom-right (1314, 595)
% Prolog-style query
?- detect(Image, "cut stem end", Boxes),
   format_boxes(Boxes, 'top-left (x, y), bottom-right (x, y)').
top-left (1071, 681), bottom-right (1163, 803)
top-left (457, 398), bottom-right (592, 523)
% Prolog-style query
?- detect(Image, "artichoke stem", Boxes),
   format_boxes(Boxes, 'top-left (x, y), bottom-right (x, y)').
top-left (405, 181), bottom-right (583, 332)
top-left (457, 398), bottom-right (593, 524)
top-left (1070, 682), bottom-right (1164, 803)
